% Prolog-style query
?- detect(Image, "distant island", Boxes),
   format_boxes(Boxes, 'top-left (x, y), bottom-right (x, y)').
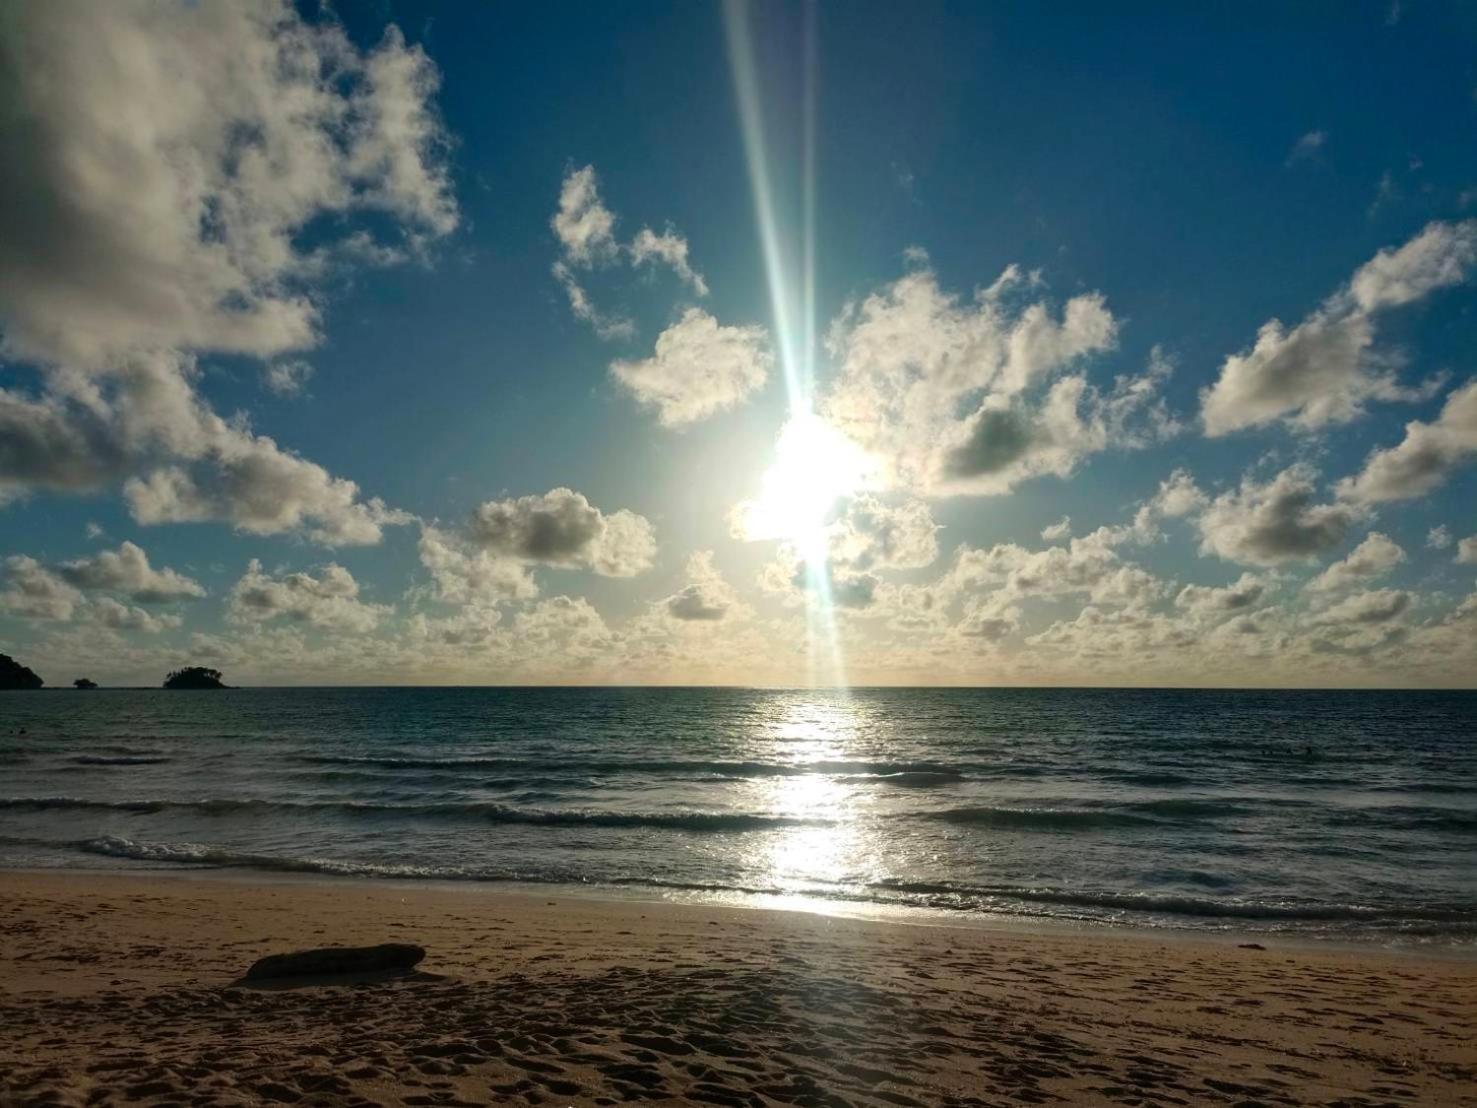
top-left (163, 667), bottom-right (228, 690)
top-left (73, 678), bottom-right (99, 690)
top-left (0, 653), bottom-right (43, 690)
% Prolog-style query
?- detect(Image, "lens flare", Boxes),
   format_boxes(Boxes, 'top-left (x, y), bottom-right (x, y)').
top-left (736, 411), bottom-right (875, 562)
top-left (725, 0), bottom-right (859, 686)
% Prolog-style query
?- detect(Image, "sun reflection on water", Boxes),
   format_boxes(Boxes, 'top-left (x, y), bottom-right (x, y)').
top-left (744, 696), bottom-right (878, 905)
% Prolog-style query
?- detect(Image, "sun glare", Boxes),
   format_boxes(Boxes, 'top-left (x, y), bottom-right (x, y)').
top-left (739, 410), bottom-right (874, 559)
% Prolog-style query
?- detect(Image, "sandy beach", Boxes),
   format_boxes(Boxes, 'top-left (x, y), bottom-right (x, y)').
top-left (0, 872), bottom-right (1472, 1106)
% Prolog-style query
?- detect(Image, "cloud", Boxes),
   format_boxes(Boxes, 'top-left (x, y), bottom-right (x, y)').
top-left (551, 166), bottom-right (619, 266)
top-left (1150, 468), bottom-right (1210, 523)
top-left (416, 527), bottom-right (538, 606)
top-left (262, 361), bottom-right (313, 397)
top-left (0, 387), bottom-right (123, 503)
top-left (751, 496), bottom-right (940, 611)
top-left (88, 597), bottom-right (180, 634)
top-left (665, 586), bottom-right (728, 621)
top-left (956, 589), bottom-right (1021, 641)
top-left (123, 446), bottom-right (411, 547)
top-left (1197, 465), bottom-right (1363, 566)
top-left (938, 525), bottom-right (1170, 626)
top-left (466, 488), bottom-right (657, 577)
top-left (1458, 536), bottom-right (1477, 565)
top-left (1175, 573), bottom-right (1269, 616)
top-left (407, 604), bottom-right (504, 647)
top-left (828, 496), bottom-right (941, 573)
top-left (57, 541), bottom-right (205, 602)
top-left (552, 262), bottom-right (634, 341)
top-left (662, 551), bottom-right (742, 622)
top-left (0, 556), bottom-right (83, 620)
top-left (1335, 379), bottom-right (1477, 503)
top-left (610, 309), bottom-right (771, 427)
top-left (1350, 222), bottom-right (1477, 311)
top-left (1285, 130), bottom-right (1327, 166)
top-left (1306, 532), bottom-right (1405, 592)
top-left (415, 490), bottom-right (653, 639)
top-left (0, 0), bottom-right (455, 369)
top-left (507, 595), bottom-right (616, 662)
top-left (1, 543), bottom-right (197, 632)
top-left (755, 550), bottom-right (884, 614)
top-left (1368, 170), bottom-right (1398, 218)
top-left (1310, 588), bottom-right (1412, 626)
top-left (1202, 313), bottom-right (1384, 433)
top-left (821, 265), bottom-right (1173, 496)
top-left (1201, 222), bottom-right (1475, 435)
top-left (827, 519), bottom-right (1181, 655)
top-left (10, 353), bottom-right (406, 545)
top-left (1040, 516), bottom-right (1072, 542)
top-left (228, 559), bottom-right (389, 633)
top-left (0, 2), bottom-right (453, 542)
top-left (1428, 524), bottom-right (1453, 550)
top-left (550, 166), bottom-right (709, 339)
top-left (630, 228), bottom-right (708, 296)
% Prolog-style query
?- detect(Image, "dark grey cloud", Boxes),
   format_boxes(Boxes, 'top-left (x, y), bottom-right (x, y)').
top-left (942, 406), bottom-right (1037, 479)
top-left (1198, 466), bottom-right (1363, 566)
top-left (57, 541), bottom-right (205, 603)
top-left (466, 488), bottom-right (655, 577)
top-left (665, 585), bottom-right (728, 621)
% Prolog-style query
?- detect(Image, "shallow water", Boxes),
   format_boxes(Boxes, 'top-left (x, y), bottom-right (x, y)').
top-left (2, 686), bottom-right (1474, 943)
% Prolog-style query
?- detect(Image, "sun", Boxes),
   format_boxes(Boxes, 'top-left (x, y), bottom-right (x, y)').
top-left (738, 410), bottom-right (876, 560)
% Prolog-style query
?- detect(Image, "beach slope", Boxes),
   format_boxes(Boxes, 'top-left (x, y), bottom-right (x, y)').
top-left (1, 872), bottom-right (1473, 1106)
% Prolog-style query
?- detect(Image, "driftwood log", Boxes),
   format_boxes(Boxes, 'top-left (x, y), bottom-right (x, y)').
top-left (244, 943), bottom-right (426, 980)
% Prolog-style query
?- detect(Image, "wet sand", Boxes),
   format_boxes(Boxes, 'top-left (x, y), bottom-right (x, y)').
top-left (1, 871), bottom-right (1474, 1106)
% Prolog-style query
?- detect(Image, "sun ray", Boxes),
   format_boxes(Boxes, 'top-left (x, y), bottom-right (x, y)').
top-left (724, 0), bottom-right (858, 687)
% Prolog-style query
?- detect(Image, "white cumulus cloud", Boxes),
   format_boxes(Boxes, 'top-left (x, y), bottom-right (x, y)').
top-left (228, 559), bottom-right (389, 633)
top-left (0, 1), bottom-right (451, 543)
top-left (1196, 465), bottom-right (1363, 567)
top-left (1336, 379), bottom-right (1477, 503)
top-left (1201, 222), bottom-right (1474, 436)
top-left (58, 541), bottom-right (205, 603)
top-left (466, 488), bottom-right (657, 577)
top-left (821, 265), bottom-right (1173, 496)
top-left (610, 309), bottom-right (770, 427)
top-left (1306, 532), bottom-right (1405, 592)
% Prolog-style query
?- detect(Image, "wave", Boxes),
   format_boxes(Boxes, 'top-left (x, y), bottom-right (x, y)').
top-left (73, 838), bottom-right (787, 893)
top-left (1326, 806), bottom-right (1477, 835)
top-left (69, 755), bottom-right (172, 766)
top-left (77, 836), bottom-right (476, 877)
top-left (922, 795), bottom-right (1319, 830)
top-left (924, 805), bottom-right (1160, 831)
top-left (0, 796), bottom-right (822, 832)
top-left (292, 753), bottom-right (970, 781)
top-left (1126, 797), bottom-right (1259, 819)
top-left (1, 797), bottom-right (172, 814)
top-left (843, 770), bottom-right (964, 788)
top-left (1101, 770), bottom-right (1193, 787)
top-left (65, 836), bottom-right (1477, 932)
top-left (868, 879), bottom-right (1477, 924)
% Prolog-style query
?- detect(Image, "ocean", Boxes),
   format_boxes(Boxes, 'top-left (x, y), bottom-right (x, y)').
top-left (2, 687), bottom-right (1474, 946)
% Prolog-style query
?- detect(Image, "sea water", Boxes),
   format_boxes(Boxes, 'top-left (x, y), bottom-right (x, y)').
top-left (1, 687), bottom-right (1473, 945)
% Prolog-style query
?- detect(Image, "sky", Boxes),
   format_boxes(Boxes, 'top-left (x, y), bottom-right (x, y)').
top-left (1, 0), bottom-right (1476, 688)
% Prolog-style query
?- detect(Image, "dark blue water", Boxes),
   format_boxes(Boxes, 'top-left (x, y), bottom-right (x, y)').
top-left (2, 687), bottom-right (1474, 944)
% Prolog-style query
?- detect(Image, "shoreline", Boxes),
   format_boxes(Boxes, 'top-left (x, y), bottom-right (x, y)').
top-left (4, 869), bottom-right (1475, 1105)
top-left (6, 860), bottom-right (1475, 962)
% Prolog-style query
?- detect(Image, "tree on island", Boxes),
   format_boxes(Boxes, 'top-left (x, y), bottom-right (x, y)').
top-left (163, 666), bottom-right (227, 690)
top-left (0, 653), bottom-right (44, 690)
top-left (73, 678), bottom-right (99, 690)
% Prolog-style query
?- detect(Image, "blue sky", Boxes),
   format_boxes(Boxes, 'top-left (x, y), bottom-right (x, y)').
top-left (1, 0), bottom-right (1475, 686)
